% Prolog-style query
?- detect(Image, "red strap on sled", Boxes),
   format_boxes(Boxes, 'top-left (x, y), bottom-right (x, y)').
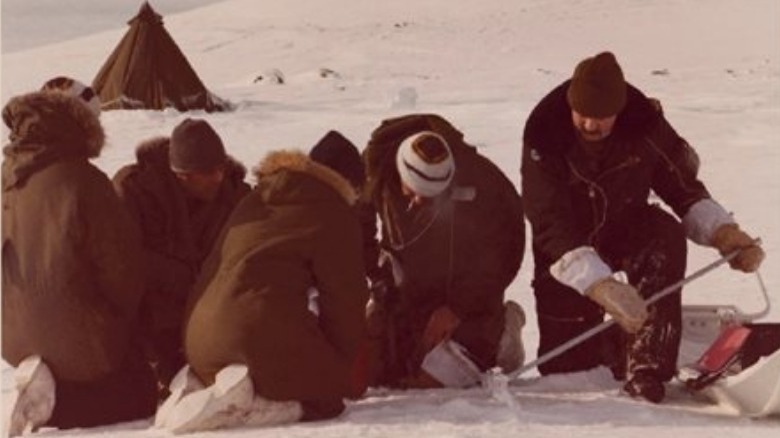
top-left (695, 325), bottom-right (752, 373)
top-left (685, 325), bottom-right (753, 391)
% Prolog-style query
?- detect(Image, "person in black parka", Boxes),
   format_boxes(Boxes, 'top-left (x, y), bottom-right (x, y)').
top-left (521, 51), bottom-right (765, 403)
top-left (362, 114), bottom-right (526, 389)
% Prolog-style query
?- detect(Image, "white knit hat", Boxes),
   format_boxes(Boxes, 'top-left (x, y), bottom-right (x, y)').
top-left (395, 131), bottom-right (455, 197)
top-left (40, 76), bottom-right (101, 117)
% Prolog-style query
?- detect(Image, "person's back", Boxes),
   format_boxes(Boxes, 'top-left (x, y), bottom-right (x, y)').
top-left (185, 150), bottom-right (367, 405)
top-left (2, 81), bottom-right (157, 434)
top-left (152, 134), bottom-right (369, 434)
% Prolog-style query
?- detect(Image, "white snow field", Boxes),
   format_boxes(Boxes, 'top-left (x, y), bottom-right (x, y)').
top-left (1, 0), bottom-right (779, 436)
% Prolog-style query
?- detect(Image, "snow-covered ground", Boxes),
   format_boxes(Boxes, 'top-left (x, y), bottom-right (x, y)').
top-left (1, 0), bottom-right (779, 436)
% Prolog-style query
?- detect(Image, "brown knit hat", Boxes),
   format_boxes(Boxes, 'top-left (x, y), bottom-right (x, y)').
top-left (566, 51), bottom-right (627, 118)
top-left (169, 118), bottom-right (227, 172)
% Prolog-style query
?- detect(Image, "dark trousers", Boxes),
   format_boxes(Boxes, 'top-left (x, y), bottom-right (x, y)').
top-left (143, 326), bottom-right (186, 398)
top-left (47, 347), bottom-right (158, 429)
top-left (534, 206), bottom-right (686, 381)
top-left (365, 290), bottom-right (502, 388)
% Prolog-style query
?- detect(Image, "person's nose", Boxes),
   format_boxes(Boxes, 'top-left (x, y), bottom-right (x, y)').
top-left (583, 118), bottom-right (598, 131)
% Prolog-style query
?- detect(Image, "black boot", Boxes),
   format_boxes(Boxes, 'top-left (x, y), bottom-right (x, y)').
top-left (624, 370), bottom-right (665, 403)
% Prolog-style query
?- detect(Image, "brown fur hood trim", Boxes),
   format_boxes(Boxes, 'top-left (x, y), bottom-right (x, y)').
top-left (254, 150), bottom-right (358, 205)
top-left (2, 90), bottom-right (105, 158)
top-left (134, 136), bottom-right (247, 181)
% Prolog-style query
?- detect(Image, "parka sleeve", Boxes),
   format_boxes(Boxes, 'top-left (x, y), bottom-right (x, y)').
top-left (646, 117), bottom-right (711, 218)
top-left (112, 168), bottom-right (195, 293)
top-left (520, 139), bottom-right (589, 263)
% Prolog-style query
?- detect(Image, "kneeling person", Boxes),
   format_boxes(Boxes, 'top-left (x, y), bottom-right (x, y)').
top-left (361, 114), bottom-right (527, 389)
top-left (156, 132), bottom-right (369, 433)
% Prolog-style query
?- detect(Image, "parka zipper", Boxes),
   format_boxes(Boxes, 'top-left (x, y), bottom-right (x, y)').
top-left (566, 155), bottom-right (640, 245)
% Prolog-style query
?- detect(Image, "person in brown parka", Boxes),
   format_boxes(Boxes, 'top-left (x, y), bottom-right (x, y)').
top-left (152, 132), bottom-right (369, 434)
top-left (112, 118), bottom-right (250, 395)
top-left (2, 78), bottom-right (157, 435)
top-left (361, 113), bottom-right (526, 389)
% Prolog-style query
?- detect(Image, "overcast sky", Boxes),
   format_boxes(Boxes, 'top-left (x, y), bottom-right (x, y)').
top-left (1, 0), bottom-right (227, 53)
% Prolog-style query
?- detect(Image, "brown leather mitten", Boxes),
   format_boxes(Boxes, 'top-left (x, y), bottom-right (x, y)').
top-left (711, 224), bottom-right (765, 273)
top-left (585, 278), bottom-right (648, 334)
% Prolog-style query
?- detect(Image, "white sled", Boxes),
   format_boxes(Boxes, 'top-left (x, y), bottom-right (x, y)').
top-left (704, 348), bottom-right (780, 417)
top-left (677, 272), bottom-right (779, 417)
top-left (678, 272), bottom-right (772, 368)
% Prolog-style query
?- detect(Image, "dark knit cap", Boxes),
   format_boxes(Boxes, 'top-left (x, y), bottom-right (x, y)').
top-left (169, 118), bottom-right (227, 172)
top-left (567, 51), bottom-right (627, 118)
top-left (309, 130), bottom-right (365, 189)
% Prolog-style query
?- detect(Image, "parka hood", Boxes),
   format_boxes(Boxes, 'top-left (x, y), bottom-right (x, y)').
top-left (134, 136), bottom-right (247, 182)
top-left (254, 150), bottom-right (358, 206)
top-left (2, 91), bottom-right (104, 190)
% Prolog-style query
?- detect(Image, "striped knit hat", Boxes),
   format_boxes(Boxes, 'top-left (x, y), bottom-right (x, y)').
top-left (395, 131), bottom-right (455, 197)
top-left (41, 76), bottom-right (101, 117)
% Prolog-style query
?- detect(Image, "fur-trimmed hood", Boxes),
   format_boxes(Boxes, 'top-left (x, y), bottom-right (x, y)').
top-left (254, 150), bottom-right (358, 206)
top-left (2, 90), bottom-right (105, 189)
top-left (133, 136), bottom-right (248, 182)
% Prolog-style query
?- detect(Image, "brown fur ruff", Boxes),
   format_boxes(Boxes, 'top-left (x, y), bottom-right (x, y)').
top-left (254, 149), bottom-right (358, 205)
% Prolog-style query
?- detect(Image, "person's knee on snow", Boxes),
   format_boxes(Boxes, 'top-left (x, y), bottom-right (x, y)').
top-left (160, 364), bottom-right (303, 434)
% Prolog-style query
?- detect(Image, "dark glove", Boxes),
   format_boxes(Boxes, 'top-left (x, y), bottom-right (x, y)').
top-left (421, 306), bottom-right (461, 352)
top-left (711, 224), bottom-right (764, 273)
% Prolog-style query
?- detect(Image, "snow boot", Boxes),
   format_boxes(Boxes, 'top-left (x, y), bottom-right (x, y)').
top-left (164, 364), bottom-right (254, 434)
top-left (242, 396), bottom-right (303, 427)
top-left (496, 300), bottom-right (526, 373)
top-left (624, 370), bottom-right (665, 404)
top-left (5, 356), bottom-right (56, 437)
top-left (154, 365), bottom-right (206, 428)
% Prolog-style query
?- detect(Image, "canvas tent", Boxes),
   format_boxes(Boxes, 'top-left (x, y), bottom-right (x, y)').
top-left (92, 2), bottom-right (230, 112)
